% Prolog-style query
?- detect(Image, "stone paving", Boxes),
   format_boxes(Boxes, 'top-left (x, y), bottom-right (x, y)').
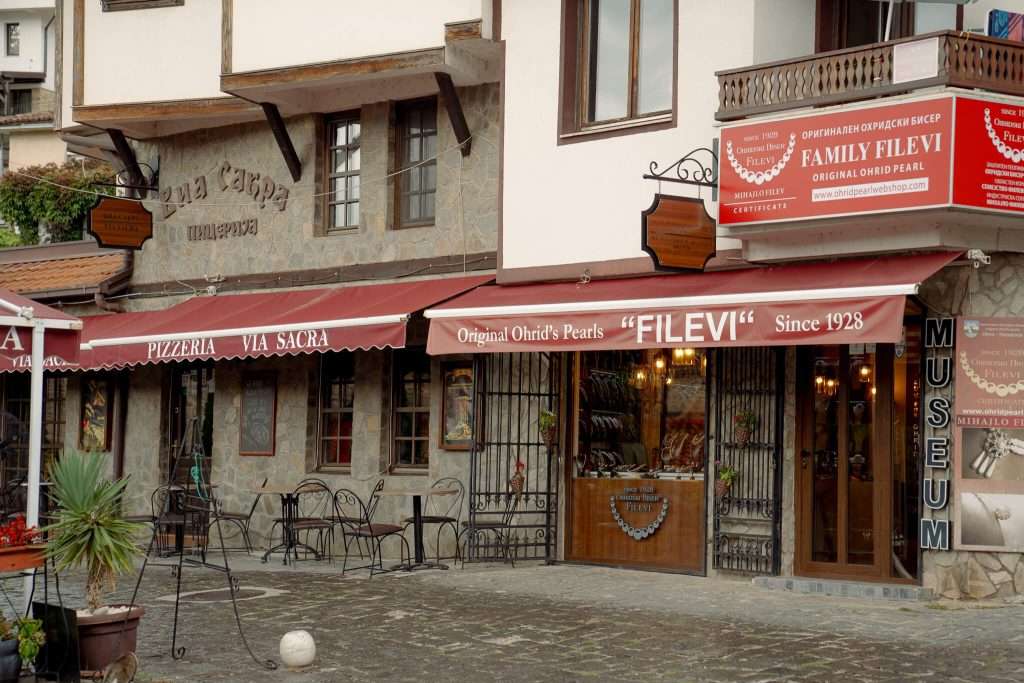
top-left (42, 557), bottom-right (1024, 683)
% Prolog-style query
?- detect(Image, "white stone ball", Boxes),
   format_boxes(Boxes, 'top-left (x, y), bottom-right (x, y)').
top-left (279, 630), bottom-right (316, 669)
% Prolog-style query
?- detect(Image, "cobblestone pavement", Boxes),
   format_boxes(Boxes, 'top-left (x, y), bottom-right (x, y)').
top-left (47, 558), bottom-right (1024, 683)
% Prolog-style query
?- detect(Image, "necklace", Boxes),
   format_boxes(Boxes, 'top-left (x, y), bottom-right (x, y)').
top-left (726, 133), bottom-right (797, 186)
top-left (609, 495), bottom-right (669, 541)
top-left (959, 352), bottom-right (1024, 398)
top-left (985, 108), bottom-right (1024, 164)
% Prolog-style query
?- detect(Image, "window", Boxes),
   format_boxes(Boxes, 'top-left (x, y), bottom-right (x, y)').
top-left (815, 0), bottom-right (915, 52)
top-left (561, 0), bottom-right (675, 136)
top-left (5, 24), bottom-right (17, 57)
top-left (318, 353), bottom-right (355, 468)
top-left (395, 99), bottom-right (437, 227)
top-left (8, 90), bottom-right (31, 116)
top-left (392, 349), bottom-right (431, 468)
top-left (326, 115), bottom-right (360, 231)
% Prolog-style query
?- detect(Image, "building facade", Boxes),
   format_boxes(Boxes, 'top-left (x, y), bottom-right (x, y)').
top-left (2, 0), bottom-right (1018, 600)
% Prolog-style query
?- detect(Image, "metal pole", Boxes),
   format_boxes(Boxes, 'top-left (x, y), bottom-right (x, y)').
top-left (24, 322), bottom-right (44, 611)
top-left (884, 0), bottom-right (895, 42)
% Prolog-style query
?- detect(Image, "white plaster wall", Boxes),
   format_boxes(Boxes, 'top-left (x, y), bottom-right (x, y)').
top-left (81, 0), bottom-right (221, 105)
top-left (9, 128), bottom-right (65, 169)
top-left (501, 1), bottom-right (804, 272)
top-left (965, 0), bottom-right (1024, 33)
top-left (0, 10), bottom-right (48, 75)
top-left (230, 0), bottom-right (485, 73)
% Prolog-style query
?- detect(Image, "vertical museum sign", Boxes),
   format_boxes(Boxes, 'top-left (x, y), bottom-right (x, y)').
top-left (921, 317), bottom-right (953, 550)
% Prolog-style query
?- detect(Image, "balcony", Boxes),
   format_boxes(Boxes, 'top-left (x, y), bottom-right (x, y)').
top-left (716, 31), bottom-right (1024, 121)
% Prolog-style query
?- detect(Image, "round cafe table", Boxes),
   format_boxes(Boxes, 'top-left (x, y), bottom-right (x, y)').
top-left (251, 485), bottom-right (323, 566)
top-left (375, 488), bottom-right (457, 571)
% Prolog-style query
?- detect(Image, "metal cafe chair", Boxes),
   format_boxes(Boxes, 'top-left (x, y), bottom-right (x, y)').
top-left (330, 479), bottom-right (383, 561)
top-left (210, 477), bottom-right (267, 554)
top-left (336, 487), bottom-right (410, 578)
top-left (289, 480), bottom-right (335, 561)
top-left (124, 484), bottom-right (186, 556)
top-left (402, 477), bottom-right (465, 564)
top-left (459, 489), bottom-right (522, 567)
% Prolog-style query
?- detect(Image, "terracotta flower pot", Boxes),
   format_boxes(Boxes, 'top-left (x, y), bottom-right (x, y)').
top-left (0, 545), bottom-right (45, 573)
top-left (540, 425), bottom-right (558, 452)
top-left (715, 480), bottom-right (732, 498)
top-left (76, 605), bottom-right (145, 674)
top-left (734, 426), bottom-right (751, 446)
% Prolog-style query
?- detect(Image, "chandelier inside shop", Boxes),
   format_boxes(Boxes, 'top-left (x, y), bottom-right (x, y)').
top-left (813, 359), bottom-right (877, 397)
top-left (629, 348), bottom-right (706, 390)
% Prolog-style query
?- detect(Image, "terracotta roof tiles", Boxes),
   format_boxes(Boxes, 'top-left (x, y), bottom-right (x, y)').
top-left (0, 251), bottom-right (130, 296)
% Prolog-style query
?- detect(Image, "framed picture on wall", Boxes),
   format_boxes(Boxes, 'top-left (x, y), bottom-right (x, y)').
top-left (240, 371), bottom-right (277, 457)
top-left (79, 377), bottom-right (113, 452)
top-left (440, 362), bottom-right (473, 450)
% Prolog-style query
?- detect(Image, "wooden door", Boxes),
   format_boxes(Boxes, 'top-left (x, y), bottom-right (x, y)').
top-left (796, 345), bottom-right (897, 581)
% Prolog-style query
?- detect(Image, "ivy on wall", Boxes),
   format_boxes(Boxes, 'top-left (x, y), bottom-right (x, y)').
top-left (0, 161), bottom-right (116, 245)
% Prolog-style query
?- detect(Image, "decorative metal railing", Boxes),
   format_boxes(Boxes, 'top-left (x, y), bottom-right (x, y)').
top-left (717, 31), bottom-right (1024, 121)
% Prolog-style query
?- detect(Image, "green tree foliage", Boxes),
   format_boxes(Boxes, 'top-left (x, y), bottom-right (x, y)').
top-left (0, 161), bottom-right (116, 245)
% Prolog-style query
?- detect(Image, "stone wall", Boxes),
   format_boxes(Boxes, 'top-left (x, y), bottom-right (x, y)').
top-left (130, 83), bottom-right (499, 286)
top-left (920, 252), bottom-right (1024, 599)
top-left (93, 350), bottom-right (470, 559)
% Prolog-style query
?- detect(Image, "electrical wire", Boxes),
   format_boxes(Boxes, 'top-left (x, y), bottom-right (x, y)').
top-left (13, 136), bottom-right (475, 210)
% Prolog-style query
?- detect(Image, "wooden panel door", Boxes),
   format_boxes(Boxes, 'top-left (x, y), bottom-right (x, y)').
top-left (796, 345), bottom-right (896, 581)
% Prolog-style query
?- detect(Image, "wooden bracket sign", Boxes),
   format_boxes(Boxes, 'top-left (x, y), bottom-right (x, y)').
top-left (87, 196), bottom-right (154, 250)
top-left (641, 194), bottom-right (716, 271)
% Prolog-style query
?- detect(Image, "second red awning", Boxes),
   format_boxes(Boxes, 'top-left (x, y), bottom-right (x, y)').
top-left (79, 275), bottom-right (491, 370)
top-left (425, 253), bottom-right (958, 354)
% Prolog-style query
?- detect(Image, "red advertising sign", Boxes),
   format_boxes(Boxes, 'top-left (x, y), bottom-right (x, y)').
top-left (955, 317), bottom-right (1024, 429)
top-left (427, 296), bottom-right (907, 354)
top-left (952, 96), bottom-right (1024, 214)
top-left (719, 97), bottom-right (953, 225)
top-left (0, 326), bottom-right (80, 372)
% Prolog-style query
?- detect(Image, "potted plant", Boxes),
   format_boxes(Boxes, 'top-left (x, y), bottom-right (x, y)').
top-left (44, 451), bottom-right (145, 673)
top-left (539, 410), bottom-right (558, 452)
top-left (732, 411), bottom-right (758, 446)
top-left (0, 515), bottom-right (44, 573)
top-left (0, 616), bottom-right (45, 683)
top-left (715, 462), bottom-right (738, 498)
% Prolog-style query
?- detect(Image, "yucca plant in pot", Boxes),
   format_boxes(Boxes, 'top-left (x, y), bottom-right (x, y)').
top-left (44, 450), bottom-right (145, 673)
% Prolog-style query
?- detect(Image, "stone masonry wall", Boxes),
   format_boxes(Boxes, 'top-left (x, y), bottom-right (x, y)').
top-left (129, 83), bottom-right (498, 285)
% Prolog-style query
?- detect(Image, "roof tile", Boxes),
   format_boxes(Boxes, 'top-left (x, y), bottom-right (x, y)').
top-left (0, 252), bottom-right (130, 295)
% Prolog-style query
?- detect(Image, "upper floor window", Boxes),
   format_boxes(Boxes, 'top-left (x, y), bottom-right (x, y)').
top-left (8, 90), bottom-right (30, 116)
top-left (560, 0), bottom-right (676, 139)
top-left (395, 99), bottom-right (437, 228)
top-left (815, 0), bottom-right (915, 52)
top-left (5, 24), bottom-right (18, 57)
top-left (326, 115), bottom-right (361, 232)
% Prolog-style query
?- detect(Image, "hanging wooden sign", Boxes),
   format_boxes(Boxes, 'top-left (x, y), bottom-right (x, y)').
top-left (87, 196), bottom-right (153, 250)
top-left (641, 195), bottom-right (716, 271)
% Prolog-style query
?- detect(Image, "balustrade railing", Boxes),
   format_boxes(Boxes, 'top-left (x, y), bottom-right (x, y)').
top-left (717, 31), bottom-right (1024, 121)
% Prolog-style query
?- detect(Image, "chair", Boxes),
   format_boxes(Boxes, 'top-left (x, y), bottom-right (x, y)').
top-left (330, 479), bottom-right (382, 560)
top-left (335, 487), bottom-right (410, 578)
top-left (402, 477), bottom-right (465, 564)
top-left (289, 480), bottom-right (335, 561)
top-left (459, 489), bottom-right (522, 567)
top-left (124, 485), bottom-right (186, 556)
top-left (209, 477), bottom-right (267, 553)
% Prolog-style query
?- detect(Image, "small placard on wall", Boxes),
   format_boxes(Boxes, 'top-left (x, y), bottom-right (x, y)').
top-left (240, 372), bottom-right (276, 456)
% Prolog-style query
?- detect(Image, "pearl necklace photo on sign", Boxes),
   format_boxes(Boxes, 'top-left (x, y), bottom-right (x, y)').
top-left (959, 352), bottom-right (1024, 398)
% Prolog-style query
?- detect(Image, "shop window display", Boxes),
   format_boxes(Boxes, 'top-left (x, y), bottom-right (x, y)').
top-left (576, 349), bottom-right (707, 479)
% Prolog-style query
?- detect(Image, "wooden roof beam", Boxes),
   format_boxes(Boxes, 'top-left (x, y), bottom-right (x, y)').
top-left (260, 102), bottom-right (301, 182)
top-left (434, 71), bottom-right (471, 157)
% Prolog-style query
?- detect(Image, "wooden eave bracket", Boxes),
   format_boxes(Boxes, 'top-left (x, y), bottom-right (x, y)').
top-left (434, 72), bottom-right (471, 157)
top-left (260, 102), bottom-right (302, 182)
top-left (106, 128), bottom-right (146, 190)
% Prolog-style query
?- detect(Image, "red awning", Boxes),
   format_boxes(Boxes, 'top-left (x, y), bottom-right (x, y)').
top-left (425, 253), bottom-right (959, 354)
top-left (0, 288), bottom-right (80, 371)
top-left (79, 275), bottom-right (491, 370)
